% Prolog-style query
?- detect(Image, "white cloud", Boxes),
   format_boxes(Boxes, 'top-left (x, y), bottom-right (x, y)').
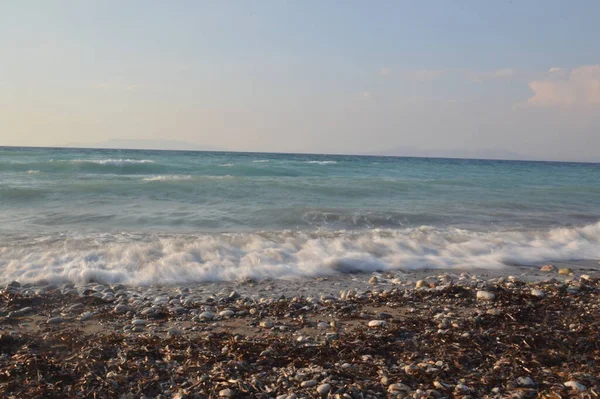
top-left (548, 67), bottom-right (562, 74)
top-left (524, 65), bottom-right (600, 107)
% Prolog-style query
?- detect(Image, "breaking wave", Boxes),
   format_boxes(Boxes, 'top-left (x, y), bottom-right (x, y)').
top-left (2, 222), bottom-right (599, 286)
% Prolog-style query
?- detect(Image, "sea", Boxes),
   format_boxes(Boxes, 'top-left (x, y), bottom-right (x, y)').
top-left (1, 146), bottom-right (600, 286)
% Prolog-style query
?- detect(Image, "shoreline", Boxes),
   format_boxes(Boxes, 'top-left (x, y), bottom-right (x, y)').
top-left (1, 266), bottom-right (599, 398)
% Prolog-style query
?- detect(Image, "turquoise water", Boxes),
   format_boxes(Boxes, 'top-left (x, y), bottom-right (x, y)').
top-left (1, 146), bottom-right (600, 285)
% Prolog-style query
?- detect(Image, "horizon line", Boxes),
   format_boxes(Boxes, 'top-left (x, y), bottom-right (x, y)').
top-left (1, 145), bottom-right (599, 165)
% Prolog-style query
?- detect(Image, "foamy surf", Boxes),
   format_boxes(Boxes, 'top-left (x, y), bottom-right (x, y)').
top-left (2, 222), bottom-right (599, 286)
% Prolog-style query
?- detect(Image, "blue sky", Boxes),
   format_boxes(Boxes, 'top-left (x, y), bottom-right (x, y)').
top-left (1, 1), bottom-right (599, 160)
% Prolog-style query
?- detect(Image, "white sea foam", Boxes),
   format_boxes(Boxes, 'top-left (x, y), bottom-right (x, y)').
top-left (1, 222), bottom-right (599, 286)
top-left (26, 170), bottom-right (40, 174)
top-left (253, 160), bottom-right (270, 163)
top-left (142, 175), bottom-right (193, 182)
top-left (306, 161), bottom-right (337, 165)
top-left (219, 163), bottom-right (234, 167)
top-left (57, 159), bottom-right (155, 166)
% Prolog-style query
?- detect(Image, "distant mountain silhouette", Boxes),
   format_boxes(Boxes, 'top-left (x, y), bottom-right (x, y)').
top-left (66, 139), bottom-right (225, 152)
top-left (370, 146), bottom-right (529, 161)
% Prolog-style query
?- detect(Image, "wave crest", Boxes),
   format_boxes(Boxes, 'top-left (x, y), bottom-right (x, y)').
top-left (2, 222), bottom-right (599, 285)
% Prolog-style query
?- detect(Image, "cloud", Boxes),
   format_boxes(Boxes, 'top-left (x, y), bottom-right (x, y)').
top-left (524, 65), bottom-right (600, 108)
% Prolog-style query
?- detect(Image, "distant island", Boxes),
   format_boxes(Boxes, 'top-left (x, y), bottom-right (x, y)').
top-left (65, 139), bottom-right (225, 152)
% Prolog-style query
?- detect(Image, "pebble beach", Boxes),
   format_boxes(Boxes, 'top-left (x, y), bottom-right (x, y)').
top-left (1, 264), bottom-right (599, 398)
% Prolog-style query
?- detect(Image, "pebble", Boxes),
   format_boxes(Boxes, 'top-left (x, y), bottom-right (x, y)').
top-left (388, 383), bottom-right (411, 393)
top-left (369, 276), bottom-right (378, 285)
top-left (564, 380), bottom-right (586, 391)
top-left (476, 291), bottom-right (496, 301)
top-left (316, 383), bottom-right (331, 395)
top-left (517, 376), bottom-right (534, 387)
top-left (218, 388), bottom-right (235, 397)
top-left (455, 383), bottom-right (470, 392)
top-left (415, 280), bottom-right (428, 288)
top-left (260, 320), bottom-right (274, 328)
top-left (46, 317), bottom-right (64, 324)
top-left (199, 311), bottom-right (214, 321)
top-left (167, 329), bottom-right (181, 337)
top-left (219, 310), bottom-right (235, 318)
top-left (531, 289), bottom-right (546, 298)
top-left (558, 268), bottom-right (573, 275)
top-left (301, 379), bottom-right (318, 388)
top-left (80, 312), bottom-right (96, 321)
top-left (113, 304), bottom-right (131, 314)
top-left (317, 322), bottom-right (329, 329)
top-left (540, 264), bottom-right (555, 272)
top-left (368, 320), bottom-right (386, 328)
top-left (131, 319), bottom-right (146, 326)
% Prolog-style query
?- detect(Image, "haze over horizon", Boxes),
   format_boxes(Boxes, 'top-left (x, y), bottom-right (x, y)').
top-left (1, 1), bottom-right (599, 161)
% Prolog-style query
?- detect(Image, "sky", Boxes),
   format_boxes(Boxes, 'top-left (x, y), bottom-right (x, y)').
top-left (1, 1), bottom-right (599, 161)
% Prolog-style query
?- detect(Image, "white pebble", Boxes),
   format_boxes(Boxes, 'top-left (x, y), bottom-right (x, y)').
top-left (368, 320), bottom-right (386, 328)
top-left (564, 380), bottom-right (586, 391)
top-left (476, 291), bottom-right (495, 301)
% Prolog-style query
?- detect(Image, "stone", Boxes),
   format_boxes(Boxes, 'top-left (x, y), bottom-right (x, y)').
top-left (368, 320), bottom-right (387, 328)
top-left (80, 312), bottom-right (96, 321)
top-left (388, 383), bottom-right (411, 393)
top-left (369, 276), bottom-right (378, 285)
top-left (219, 310), bottom-right (235, 318)
top-left (476, 291), bottom-right (495, 301)
top-left (316, 383), bottom-right (331, 395)
top-left (132, 319), bottom-right (146, 326)
top-left (167, 328), bottom-right (181, 337)
top-left (564, 381), bottom-right (586, 391)
top-left (301, 380), bottom-right (318, 388)
top-left (455, 383), bottom-right (470, 392)
top-left (218, 388), bottom-right (235, 397)
top-left (540, 264), bottom-right (555, 272)
top-left (415, 280), bottom-right (428, 288)
top-left (558, 268), bottom-right (573, 276)
top-left (531, 289), bottom-right (546, 298)
top-left (46, 317), bottom-right (64, 324)
top-left (199, 311), bottom-right (214, 321)
top-left (260, 320), bottom-right (274, 328)
top-left (113, 304), bottom-right (131, 314)
top-left (517, 376), bottom-right (534, 387)
top-left (317, 322), bottom-right (329, 329)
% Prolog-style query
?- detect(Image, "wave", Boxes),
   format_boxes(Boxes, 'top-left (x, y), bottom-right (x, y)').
top-left (2, 222), bottom-right (599, 285)
top-left (253, 160), bottom-right (270, 163)
top-left (142, 175), bottom-right (193, 182)
top-left (26, 170), bottom-right (40, 174)
top-left (62, 159), bottom-right (155, 166)
top-left (219, 163), bottom-right (234, 167)
top-left (306, 161), bottom-right (337, 165)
